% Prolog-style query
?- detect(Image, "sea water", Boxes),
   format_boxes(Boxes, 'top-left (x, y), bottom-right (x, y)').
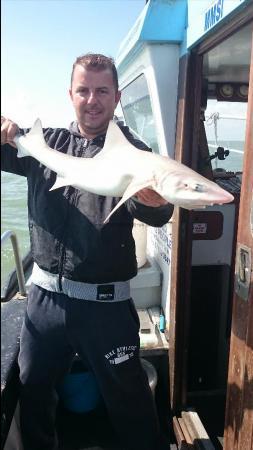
top-left (1, 172), bottom-right (29, 291)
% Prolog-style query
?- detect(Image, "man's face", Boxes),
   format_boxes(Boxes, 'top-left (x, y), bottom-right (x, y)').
top-left (69, 65), bottom-right (121, 139)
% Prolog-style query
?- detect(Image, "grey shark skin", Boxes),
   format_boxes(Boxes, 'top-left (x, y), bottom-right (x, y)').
top-left (14, 118), bottom-right (234, 223)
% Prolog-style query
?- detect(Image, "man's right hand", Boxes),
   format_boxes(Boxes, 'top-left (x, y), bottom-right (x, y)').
top-left (1, 116), bottom-right (19, 148)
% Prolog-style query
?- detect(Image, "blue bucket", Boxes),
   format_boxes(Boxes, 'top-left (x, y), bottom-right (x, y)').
top-left (58, 370), bottom-right (102, 413)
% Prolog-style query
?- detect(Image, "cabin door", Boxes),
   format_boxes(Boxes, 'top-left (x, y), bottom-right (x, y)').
top-left (169, 10), bottom-right (253, 447)
top-left (223, 34), bottom-right (253, 450)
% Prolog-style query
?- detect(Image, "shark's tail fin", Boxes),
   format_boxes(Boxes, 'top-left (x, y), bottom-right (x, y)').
top-left (15, 118), bottom-right (45, 158)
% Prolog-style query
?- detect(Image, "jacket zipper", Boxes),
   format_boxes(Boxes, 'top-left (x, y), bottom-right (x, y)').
top-left (58, 139), bottom-right (89, 290)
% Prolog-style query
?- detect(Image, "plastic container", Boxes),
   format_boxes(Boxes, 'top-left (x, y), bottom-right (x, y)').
top-left (132, 219), bottom-right (147, 268)
top-left (130, 257), bottom-right (162, 308)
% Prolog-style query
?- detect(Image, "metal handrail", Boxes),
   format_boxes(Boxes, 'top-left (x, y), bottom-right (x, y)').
top-left (1, 230), bottom-right (26, 296)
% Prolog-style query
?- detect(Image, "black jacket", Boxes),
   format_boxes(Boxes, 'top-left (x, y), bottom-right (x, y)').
top-left (1, 121), bottom-right (173, 283)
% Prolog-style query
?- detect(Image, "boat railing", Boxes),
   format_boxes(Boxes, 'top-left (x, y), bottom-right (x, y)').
top-left (1, 230), bottom-right (26, 296)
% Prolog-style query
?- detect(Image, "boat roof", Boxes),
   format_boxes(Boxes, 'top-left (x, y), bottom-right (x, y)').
top-left (116, 0), bottom-right (251, 75)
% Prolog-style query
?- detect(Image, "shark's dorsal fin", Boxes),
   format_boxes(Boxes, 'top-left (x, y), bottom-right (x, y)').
top-left (25, 118), bottom-right (46, 146)
top-left (94, 121), bottom-right (136, 159)
top-left (104, 176), bottom-right (156, 223)
top-left (27, 118), bottom-right (43, 136)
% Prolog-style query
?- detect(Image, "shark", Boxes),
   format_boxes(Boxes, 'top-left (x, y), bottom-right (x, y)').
top-left (14, 118), bottom-right (234, 222)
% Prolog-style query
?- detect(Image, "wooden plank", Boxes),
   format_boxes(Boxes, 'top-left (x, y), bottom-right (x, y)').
top-left (232, 29), bottom-right (253, 450)
top-left (181, 411), bottom-right (215, 450)
top-left (169, 51), bottom-right (203, 411)
top-left (224, 30), bottom-right (253, 450)
top-left (138, 309), bottom-right (153, 333)
top-left (181, 411), bottom-right (209, 440)
top-left (173, 416), bottom-right (188, 449)
top-left (238, 320), bottom-right (253, 450)
top-left (178, 417), bottom-right (193, 447)
top-left (148, 306), bottom-right (161, 326)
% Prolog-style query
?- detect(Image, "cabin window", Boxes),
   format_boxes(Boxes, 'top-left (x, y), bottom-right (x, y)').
top-left (204, 99), bottom-right (247, 174)
top-left (120, 74), bottom-right (159, 152)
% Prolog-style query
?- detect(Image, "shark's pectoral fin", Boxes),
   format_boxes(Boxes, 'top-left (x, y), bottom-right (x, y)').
top-left (104, 177), bottom-right (155, 223)
top-left (49, 176), bottom-right (73, 191)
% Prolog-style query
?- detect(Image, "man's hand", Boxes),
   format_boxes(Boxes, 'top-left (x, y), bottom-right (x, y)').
top-left (1, 116), bottom-right (19, 148)
top-left (135, 188), bottom-right (168, 207)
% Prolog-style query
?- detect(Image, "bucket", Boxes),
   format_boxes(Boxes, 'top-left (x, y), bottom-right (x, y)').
top-left (141, 358), bottom-right (158, 397)
top-left (57, 364), bottom-right (102, 413)
top-left (132, 219), bottom-right (147, 268)
top-left (58, 358), bottom-right (157, 413)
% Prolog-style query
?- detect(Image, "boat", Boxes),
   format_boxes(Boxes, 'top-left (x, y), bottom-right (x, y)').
top-left (1, 0), bottom-right (253, 449)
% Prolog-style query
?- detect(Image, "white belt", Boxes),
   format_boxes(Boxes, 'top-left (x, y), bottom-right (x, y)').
top-left (31, 263), bottom-right (130, 301)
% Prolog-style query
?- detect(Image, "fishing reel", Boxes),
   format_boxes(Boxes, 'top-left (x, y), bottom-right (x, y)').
top-left (207, 146), bottom-right (230, 162)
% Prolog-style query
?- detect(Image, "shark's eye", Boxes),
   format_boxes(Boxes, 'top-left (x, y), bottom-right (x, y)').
top-left (194, 183), bottom-right (204, 192)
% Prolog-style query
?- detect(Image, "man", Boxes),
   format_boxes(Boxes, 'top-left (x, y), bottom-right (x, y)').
top-left (1, 53), bottom-right (173, 450)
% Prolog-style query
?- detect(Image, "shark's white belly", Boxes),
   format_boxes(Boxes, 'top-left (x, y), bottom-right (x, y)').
top-left (67, 157), bottom-right (140, 196)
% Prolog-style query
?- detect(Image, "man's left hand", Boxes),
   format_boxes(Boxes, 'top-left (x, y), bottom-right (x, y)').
top-left (135, 188), bottom-right (168, 207)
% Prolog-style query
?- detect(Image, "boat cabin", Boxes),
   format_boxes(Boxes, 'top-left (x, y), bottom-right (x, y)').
top-left (115, 0), bottom-right (253, 448)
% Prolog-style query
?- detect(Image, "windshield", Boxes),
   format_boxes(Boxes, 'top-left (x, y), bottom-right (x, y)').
top-left (204, 100), bottom-right (247, 173)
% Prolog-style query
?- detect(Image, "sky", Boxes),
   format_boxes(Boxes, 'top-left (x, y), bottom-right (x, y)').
top-left (1, 0), bottom-right (145, 128)
top-left (1, 0), bottom-right (248, 140)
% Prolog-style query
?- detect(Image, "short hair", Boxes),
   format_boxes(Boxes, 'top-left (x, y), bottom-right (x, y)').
top-left (70, 53), bottom-right (119, 91)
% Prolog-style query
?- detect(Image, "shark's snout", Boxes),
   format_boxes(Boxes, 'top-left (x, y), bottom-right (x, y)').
top-left (194, 187), bottom-right (233, 207)
top-left (163, 176), bottom-right (234, 209)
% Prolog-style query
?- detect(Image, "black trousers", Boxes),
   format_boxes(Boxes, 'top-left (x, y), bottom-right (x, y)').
top-left (18, 284), bottom-right (167, 450)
